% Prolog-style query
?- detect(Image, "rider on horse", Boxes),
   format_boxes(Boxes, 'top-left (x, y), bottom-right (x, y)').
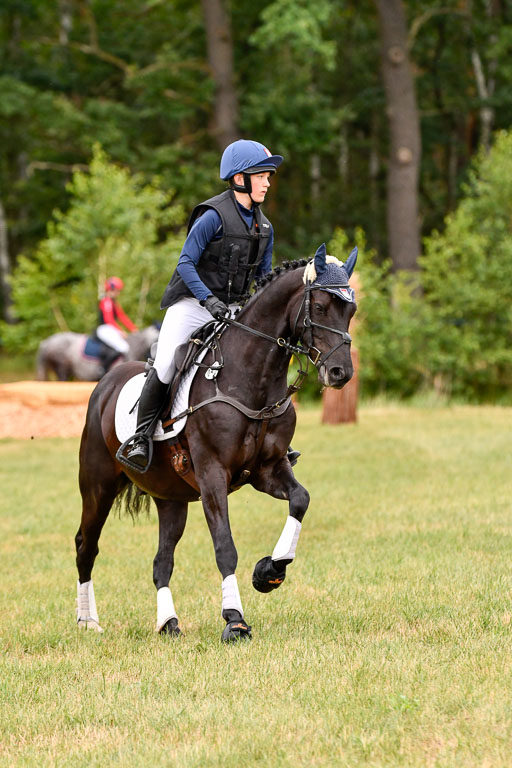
top-left (126, 139), bottom-right (300, 471)
top-left (96, 277), bottom-right (138, 376)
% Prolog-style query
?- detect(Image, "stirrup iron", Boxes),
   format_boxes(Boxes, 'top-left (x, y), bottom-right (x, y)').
top-left (116, 433), bottom-right (154, 474)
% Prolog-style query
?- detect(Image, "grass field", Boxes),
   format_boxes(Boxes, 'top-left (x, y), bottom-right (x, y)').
top-left (1, 404), bottom-right (512, 767)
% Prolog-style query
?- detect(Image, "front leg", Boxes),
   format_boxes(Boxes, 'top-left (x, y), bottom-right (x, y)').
top-left (251, 458), bottom-right (310, 593)
top-left (199, 464), bottom-right (252, 642)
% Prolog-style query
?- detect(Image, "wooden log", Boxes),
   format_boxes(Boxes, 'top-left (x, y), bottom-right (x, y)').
top-left (321, 347), bottom-right (359, 424)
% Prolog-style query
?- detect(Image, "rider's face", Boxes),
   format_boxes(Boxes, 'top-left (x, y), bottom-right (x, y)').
top-left (249, 172), bottom-right (271, 202)
top-left (233, 171), bottom-right (272, 205)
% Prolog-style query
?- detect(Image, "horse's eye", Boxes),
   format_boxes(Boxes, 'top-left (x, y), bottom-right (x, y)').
top-left (314, 303), bottom-right (325, 313)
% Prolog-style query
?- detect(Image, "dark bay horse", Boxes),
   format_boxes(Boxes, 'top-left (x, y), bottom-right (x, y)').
top-left (76, 245), bottom-right (357, 641)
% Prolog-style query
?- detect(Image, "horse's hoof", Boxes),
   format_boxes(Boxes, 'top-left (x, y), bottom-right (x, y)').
top-left (252, 556), bottom-right (287, 593)
top-left (221, 620), bottom-right (252, 643)
top-left (159, 617), bottom-right (182, 637)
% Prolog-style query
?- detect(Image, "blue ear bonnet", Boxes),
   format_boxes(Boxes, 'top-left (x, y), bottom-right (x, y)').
top-left (310, 243), bottom-right (357, 303)
top-left (312, 264), bottom-right (355, 303)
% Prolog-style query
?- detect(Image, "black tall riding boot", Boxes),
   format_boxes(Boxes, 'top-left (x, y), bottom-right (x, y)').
top-left (125, 367), bottom-right (169, 470)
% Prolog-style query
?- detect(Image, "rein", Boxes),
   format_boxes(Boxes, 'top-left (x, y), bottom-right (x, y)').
top-left (163, 277), bottom-right (351, 428)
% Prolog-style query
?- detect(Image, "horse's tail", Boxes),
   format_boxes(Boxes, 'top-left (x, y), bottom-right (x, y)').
top-left (113, 481), bottom-right (151, 520)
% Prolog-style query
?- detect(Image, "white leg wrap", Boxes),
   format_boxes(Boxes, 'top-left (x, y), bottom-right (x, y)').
top-left (76, 580), bottom-right (103, 632)
top-left (272, 516), bottom-right (302, 562)
top-left (156, 587), bottom-right (177, 632)
top-left (221, 574), bottom-right (244, 617)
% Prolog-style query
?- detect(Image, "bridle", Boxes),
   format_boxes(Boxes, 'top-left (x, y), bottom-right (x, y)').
top-left (214, 277), bottom-right (353, 392)
top-left (154, 274), bottom-right (355, 433)
top-left (292, 280), bottom-right (352, 368)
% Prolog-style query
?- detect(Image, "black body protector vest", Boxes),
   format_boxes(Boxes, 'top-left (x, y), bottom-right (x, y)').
top-left (160, 189), bottom-right (272, 309)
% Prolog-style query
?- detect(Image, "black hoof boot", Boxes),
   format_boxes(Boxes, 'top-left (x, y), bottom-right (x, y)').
top-left (252, 556), bottom-right (288, 593)
top-left (159, 617), bottom-right (182, 637)
top-left (221, 620), bottom-right (252, 643)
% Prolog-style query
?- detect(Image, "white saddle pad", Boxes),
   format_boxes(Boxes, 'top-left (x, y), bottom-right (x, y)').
top-left (115, 353), bottom-right (207, 443)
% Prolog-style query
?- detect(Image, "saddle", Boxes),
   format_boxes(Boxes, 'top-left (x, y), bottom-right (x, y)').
top-left (83, 335), bottom-right (104, 360)
top-left (155, 320), bottom-right (258, 493)
top-left (84, 334), bottom-right (121, 374)
top-left (160, 320), bottom-right (221, 426)
top-left (118, 318), bottom-right (267, 492)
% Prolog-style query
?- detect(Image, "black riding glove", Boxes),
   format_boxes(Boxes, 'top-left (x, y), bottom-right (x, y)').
top-left (204, 295), bottom-right (229, 320)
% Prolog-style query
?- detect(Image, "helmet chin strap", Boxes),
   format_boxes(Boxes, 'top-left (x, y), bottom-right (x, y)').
top-left (231, 173), bottom-right (260, 207)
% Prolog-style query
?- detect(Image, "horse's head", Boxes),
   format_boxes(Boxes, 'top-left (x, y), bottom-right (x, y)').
top-left (293, 243), bottom-right (357, 389)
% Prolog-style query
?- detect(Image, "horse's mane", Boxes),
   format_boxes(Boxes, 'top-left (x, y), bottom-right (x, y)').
top-left (238, 258), bottom-right (309, 318)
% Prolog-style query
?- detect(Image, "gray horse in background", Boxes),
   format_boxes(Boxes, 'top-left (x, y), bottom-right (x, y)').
top-left (36, 326), bottom-right (159, 381)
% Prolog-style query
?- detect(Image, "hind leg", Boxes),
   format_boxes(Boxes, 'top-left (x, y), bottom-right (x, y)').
top-left (75, 427), bottom-right (125, 631)
top-left (251, 458), bottom-right (310, 593)
top-left (153, 499), bottom-right (188, 636)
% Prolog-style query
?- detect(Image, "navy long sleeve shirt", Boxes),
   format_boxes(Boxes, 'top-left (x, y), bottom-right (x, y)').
top-left (176, 201), bottom-right (274, 302)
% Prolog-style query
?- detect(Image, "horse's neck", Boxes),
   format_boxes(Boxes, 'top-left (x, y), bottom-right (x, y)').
top-left (220, 270), bottom-right (302, 404)
top-left (241, 269), bottom-right (302, 337)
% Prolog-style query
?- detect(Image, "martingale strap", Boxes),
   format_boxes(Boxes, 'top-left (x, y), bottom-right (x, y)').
top-left (161, 383), bottom-right (292, 430)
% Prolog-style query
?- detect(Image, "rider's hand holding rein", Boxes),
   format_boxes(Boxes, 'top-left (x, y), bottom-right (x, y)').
top-left (203, 295), bottom-right (230, 320)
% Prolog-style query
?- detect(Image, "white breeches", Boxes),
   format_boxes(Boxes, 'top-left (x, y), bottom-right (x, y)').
top-left (96, 324), bottom-right (130, 354)
top-left (154, 297), bottom-right (237, 384)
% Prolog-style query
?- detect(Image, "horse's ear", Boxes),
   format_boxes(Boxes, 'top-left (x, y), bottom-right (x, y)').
top-left (314, 243), bottom-right (327, 276)
top-left (344, 246), bottom-right (358, 278)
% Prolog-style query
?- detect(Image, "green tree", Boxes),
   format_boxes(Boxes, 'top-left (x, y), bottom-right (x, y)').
top-left (329, 227), bottom-right (427, 398)
top-left (420, 129), bottom-right (512, 400)
top-left (2, 146), bottom-right (184, 351)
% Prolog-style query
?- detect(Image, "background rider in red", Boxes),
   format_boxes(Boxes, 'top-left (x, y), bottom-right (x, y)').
top-left (96, 277), bottom-right (138, 376)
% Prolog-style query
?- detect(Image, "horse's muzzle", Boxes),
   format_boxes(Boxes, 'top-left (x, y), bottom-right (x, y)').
top-left (319, 364), bottom-right (353, 389)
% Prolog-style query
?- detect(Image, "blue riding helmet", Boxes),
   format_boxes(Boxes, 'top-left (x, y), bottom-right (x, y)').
top-left (220, 140), bottom-right (283, 180)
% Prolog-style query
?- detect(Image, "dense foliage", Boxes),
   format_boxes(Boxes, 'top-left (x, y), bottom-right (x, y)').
top-left (3, 1), bottom-right (512, 259)
top-left (2, 1), bottom-right (512, 399)
top-left (2, 147), bottom-right (183, 349)
top-left (356, 131), bottom-right (512, 402)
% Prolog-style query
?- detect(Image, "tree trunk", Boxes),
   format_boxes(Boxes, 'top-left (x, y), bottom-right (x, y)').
top-left (59, 0), bottom-right (73, 44)
top-left (369, 110), bottom-right (382, 253)
top-left (321, 272), bottom-right (361, 425)
top-left (0, 198), bottom-right (14, 323)
top-left (321, 348), bottom-right (359, 424)
top-left (469, 0), bottom-right (500, 153)
top-left (374, 0), bottom-right (421, 272)
top-left (201, 0), bottom-right (239, 151)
